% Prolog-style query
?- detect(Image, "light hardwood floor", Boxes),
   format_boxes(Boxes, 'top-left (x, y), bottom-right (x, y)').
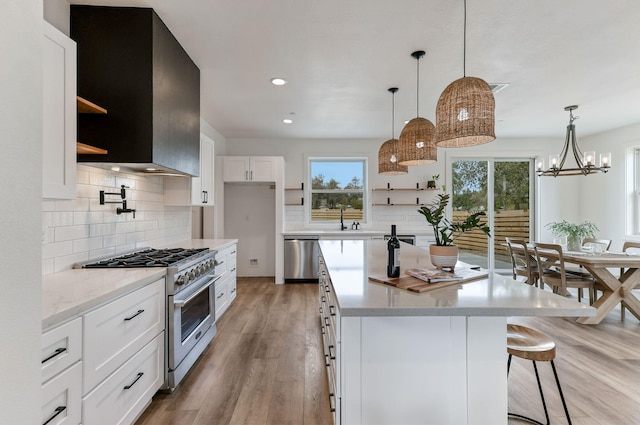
top-left (136, 277), bottom-right (640, 425)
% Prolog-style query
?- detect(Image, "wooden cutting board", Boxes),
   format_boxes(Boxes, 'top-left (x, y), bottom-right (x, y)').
top-left (369, 270), bottom-right (488, 293)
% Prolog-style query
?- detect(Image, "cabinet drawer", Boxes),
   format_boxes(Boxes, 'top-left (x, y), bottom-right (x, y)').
top-left (228, 270), bottom-right (237, 302)
top-left (82, 332), bottom-right (164, 425)
top-left (214, 277), bottom-right (229, 319)
top-left (83, 279), bottom-right (165, 393)
top-left (42, 318), bottom-right (82, 384)
top-left (41, 361), bottom-right (82, 425)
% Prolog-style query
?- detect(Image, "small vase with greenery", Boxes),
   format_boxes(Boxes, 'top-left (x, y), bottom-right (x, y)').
top-left (427, 174), bottom-right (439, 189)
top-left (418, 192), bottom-right (491, 269)
top-left (546, 220), bottom-right (598, 251)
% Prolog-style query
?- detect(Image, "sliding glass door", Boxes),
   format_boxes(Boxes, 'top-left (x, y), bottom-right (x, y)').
top-left (451, 158), bottom-right (534, 272)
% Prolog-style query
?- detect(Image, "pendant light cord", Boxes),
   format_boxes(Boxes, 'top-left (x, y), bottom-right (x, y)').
top-left (463, 0), bottom-right (467, 77)
top-left (416, 56), bottom-right (420, 117)
top-left (391, 91), bottom-right (395, 138)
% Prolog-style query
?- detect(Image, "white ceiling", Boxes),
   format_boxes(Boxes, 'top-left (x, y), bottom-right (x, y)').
top-left (69, 0), bottom-right (640, 141)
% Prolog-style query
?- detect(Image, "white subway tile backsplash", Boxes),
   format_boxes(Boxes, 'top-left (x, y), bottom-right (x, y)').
top-left (54, 225), bottom-right (90, 242)
top-left (43, 241), bottom-right (73, 259)
top-left (73, 237), bottom-right (103, 253)
top-left (43, 165), bottom-right (191, 275)
top-left (54, 252), bottom-right (90, 273)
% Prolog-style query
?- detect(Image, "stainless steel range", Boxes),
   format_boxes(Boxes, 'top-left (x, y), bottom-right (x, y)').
top-left (78, 247), bottom-right (221, 391)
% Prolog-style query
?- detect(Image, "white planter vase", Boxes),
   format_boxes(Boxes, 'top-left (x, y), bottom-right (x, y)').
top-left (429, 245), bottom-right (459, 270)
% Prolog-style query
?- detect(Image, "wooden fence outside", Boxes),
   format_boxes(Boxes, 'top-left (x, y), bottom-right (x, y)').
top-left (311, 209), bottom-right (363, 221)
top-left (309, 208), bottom-right (530, 259)
top-left (452, 209), bottom-right (530, 258)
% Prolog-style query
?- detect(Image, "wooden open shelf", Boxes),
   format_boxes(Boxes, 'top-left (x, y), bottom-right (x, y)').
top-left (76, 96), bottom-right (108, 154)
top-left (77, 142), bottom-right (108, 154)
top-left (372, 187), bottom-right (439, 191)
top-left (77, 96), bottom-right (107, 114)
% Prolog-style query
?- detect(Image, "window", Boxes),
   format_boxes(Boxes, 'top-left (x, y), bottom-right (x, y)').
top-left (308, 159), bottom-right (366, 222)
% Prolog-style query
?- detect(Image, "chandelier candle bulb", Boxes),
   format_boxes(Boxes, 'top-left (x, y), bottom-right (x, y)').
top-left (584, 151), bottom-right (595, 166)
top-left (601, 153), bottom-right (611, 168)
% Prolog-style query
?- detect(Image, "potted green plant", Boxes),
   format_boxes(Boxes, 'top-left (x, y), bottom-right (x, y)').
top-left (418, 192), bottom-right (491, 270)
top-left (546, 220), bottom-right (598, 251)
top-left (427, 174), bottom-right (439, 189)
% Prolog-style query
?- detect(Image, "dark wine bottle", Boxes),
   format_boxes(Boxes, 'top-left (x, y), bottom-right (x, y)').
top-left (387, 224), bottom-right (400, 277)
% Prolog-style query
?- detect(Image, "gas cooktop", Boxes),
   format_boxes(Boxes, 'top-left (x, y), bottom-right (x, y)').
top-left (79, 247), bottom-right (209, 268)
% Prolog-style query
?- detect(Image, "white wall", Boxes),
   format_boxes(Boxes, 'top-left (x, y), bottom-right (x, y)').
top-left (1, 1), bottom-right (43, 422)
top-left (223, 183), bottom-right (276, 275)
top-left (578, 122), bottom-right (640, 251)
top-left (43, 165), bottom-right (192, 274)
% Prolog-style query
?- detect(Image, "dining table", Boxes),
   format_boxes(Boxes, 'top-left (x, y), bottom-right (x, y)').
top-left (511, 244), bottom-right (640, 324)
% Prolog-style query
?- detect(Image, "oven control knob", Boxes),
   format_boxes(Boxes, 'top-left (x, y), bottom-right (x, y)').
top-left (187, 271), bottom-right (195, 281)
top-left (176, 275), bottom-right (185, 286)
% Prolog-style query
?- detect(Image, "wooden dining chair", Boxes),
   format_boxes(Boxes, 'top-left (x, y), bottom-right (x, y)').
top-left (619, 241), bottom-right (640, 320)
top-left (507, 323), bottom-right (572, 425)
top-left (582, 238), bottom-right (612, 251)
top-left (533, 242), bottom-right (595, 304)
top-left (505, 237), bottom-right (540, 287)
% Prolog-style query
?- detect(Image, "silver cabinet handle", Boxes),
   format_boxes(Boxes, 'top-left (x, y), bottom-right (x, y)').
top-left (245, 170), bottom-right (249, 180)
top-left (250, 170), bottom-right (253, 180)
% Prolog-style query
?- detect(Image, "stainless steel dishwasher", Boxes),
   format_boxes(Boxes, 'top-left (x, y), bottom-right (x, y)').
top-left (284, 235), bottom-right (320, 282)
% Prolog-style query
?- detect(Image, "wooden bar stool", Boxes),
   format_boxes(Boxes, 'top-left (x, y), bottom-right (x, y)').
top-left (507, 324), bottom-right (572, 425)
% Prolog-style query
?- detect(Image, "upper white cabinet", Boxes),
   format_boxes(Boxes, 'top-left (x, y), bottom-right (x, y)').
top-left (164, 133), bottom-right (215, 206)
top-left (42, 21), bottom-right (76, 200)
top-left (223, 156), bottom-right (278, 182)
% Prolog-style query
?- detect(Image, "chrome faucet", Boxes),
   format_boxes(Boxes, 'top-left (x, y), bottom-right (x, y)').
top-left (340, 208), bottom-right (347, 231)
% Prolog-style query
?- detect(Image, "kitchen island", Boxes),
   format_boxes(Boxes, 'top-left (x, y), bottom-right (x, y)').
top-left (318, 239), bottom-right (595, 425)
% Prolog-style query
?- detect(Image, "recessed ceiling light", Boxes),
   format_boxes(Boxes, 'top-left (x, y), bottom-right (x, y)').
top-left (146, 167), bottom-right (157, 171)
top-left (283, 118), bottom-right (293, 124)
top-left (110, 166), bottom-right (120, 172)
top-left (271, 78), bottom-right (287, 86)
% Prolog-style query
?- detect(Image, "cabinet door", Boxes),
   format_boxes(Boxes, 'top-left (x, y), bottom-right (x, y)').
top-left (82, 333), bottom-right (164, 425)
top-left (41, 361), bottom-right (82, 425)
top-left (192, 133), bottom-right (214, 205)
top-left (250, 157), bottom-right (276, 181)
top-left (83, 279), bottom-right (164, 393)
top-left (43, 21), bottom-right (76, 200)
top-left (223, 157), bottom-right (250, 182)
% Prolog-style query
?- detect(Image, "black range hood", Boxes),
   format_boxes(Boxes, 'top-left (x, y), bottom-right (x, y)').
top-left (71, 5), bottom-right (200, 176)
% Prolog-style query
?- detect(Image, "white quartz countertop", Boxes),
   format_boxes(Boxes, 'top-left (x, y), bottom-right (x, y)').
top-left (319, 239), bottom-right (596, 318)
top-left (41, 239), bottom-right (237, 330)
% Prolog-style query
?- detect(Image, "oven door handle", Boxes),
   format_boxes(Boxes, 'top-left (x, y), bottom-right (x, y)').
top-left (174, 275), bottom-right (221, 308)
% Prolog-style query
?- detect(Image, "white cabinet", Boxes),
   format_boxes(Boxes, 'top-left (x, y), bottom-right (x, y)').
top-left (82, 333), bottom-right (164, 425)
top-left (42, 21), bottom-right (76, 200)
top-left (83, 279), bottom-right (165, 393)
top-left (222, 156), bottom-right (278, 182)
top-left (214, 243), bottom-right (237, 319)
top-left (41, 318), bottom-right (83, 425)
top-left (164, 133), bottom-right (215, 206)
top-left (318, 254), bottom-right (340, 424)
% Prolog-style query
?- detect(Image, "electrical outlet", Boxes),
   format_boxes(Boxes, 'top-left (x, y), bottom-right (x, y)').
top-left (249, 258), bottom-right (258, 266)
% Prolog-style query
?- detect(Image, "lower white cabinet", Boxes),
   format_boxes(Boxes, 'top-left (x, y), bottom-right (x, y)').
top-left (83, 279), bottom-right (165, 393)
top-left (41, 361), bottom-right (82, 425)
top-left (42, 278), bottom-right (166, 425)
top-left (82, 333), bottom-right (164, 425)
top-left (215, 243), bottom-right (237, 319)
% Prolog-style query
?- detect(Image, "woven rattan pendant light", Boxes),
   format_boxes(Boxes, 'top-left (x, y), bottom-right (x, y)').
top-left (378, 88), bottom-right (408, 175)
top-left (397, 50), bottom-right (437, 166)
top-left (435, 0), bottom-right (495, 148)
